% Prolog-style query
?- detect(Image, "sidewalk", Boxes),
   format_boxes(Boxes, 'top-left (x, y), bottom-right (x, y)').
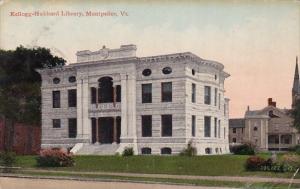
top-left (18, 169), bottom-right (300, 184)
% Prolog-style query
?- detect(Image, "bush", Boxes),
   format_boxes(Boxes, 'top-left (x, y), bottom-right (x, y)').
top-left (245, 156), bottom-right (266, 171)
top-left (230, 142), bottom-right (256, 155)
top-left (180, 142), bottom-right (197, 156)
top-left (122, 147), bottom-right (134, 156)
top-left (36, 149), bottom-right (74, 167)
top-left (0, 151), bottom-right (16, 167)
top-left (288, 145), bottom-right (300, 155)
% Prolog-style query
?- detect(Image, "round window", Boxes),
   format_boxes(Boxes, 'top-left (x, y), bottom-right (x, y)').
top-left (53, 77), bottom-right (60, 84)
top-left (192, 69), bottom-right (195, 75)
top-left (162, 67), bottom-right (172, 74)
top-left (68, 76), bottom-right (76, 83)
top-left (142, 69), bottom-right (152, 76)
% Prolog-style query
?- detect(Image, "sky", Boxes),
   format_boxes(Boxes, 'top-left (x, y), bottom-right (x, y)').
top-left (0, 0), bottom-right (299, 118)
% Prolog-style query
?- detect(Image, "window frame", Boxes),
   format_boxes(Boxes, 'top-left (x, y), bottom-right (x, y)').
top-left (161, 114), bottom-right (172, 137)
top-left (204, 116), bottom-right (211, 137)
top-left (68, 89), bottom-right (77, 107)
top-left (68, 118), bottom-right (77, 138)
top-left (161, 82), bottom-right (172, 102)
top-left (52, 119), bottom-right (61, 128)
top-left (142, 83), bottom-right (152, 103)
top-left (52, 90), bottom-right (61, 108)
top-left (141, 115), bottom-right (152, 137)
top-left (192, 83), bottom-right (196, 103)
top-left (204, 86), bottom-right (211, 105)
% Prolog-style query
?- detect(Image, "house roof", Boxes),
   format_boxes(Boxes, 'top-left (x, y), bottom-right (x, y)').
top-left (229, 118), bottom-right (245, 128)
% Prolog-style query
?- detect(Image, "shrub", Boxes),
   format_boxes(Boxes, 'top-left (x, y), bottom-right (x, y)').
top-left (245, 156), bottom-right (266, 171)
top-left (180, 142), bottom-right (197, 156)
top-left (230, 142), bottom-right (256, 155)
top-left (36, 149), bottom-right (74, 167)
top-left (281, 154), bottom-right (300, 169)
top-left (288, 145), bottom-right (300, 155)
top-left (0, 151), bottom-right (16, 167)
top-left (122, 147), bottom-right (134, 156)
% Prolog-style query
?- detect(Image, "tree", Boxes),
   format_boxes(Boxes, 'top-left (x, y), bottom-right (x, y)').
top-left (291, 99), bottom-right (300, 132)
top-left (0, 46), bottom-right (66, 125)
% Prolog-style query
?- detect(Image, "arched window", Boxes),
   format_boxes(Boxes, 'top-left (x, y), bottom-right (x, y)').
top-left (161, 147), bottom-right (172, 155)
top-left (98, 77), bottom-right (113, 103)
top-left (68, 76), bottom-right (76, 83)
top-left (53, 77), bottom-right (60, 84)
top-left (162, 67), bottom-right (172, 74)
top-left (142, 69), bottom-right (152, 76)
top-left (141, 147), bottom-right (151, 155)
top-left (205, 148), bottom-right (211, 154)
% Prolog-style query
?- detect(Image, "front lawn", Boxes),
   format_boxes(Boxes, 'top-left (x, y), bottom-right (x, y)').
top-left (14, 154), bottom-right (297, 178)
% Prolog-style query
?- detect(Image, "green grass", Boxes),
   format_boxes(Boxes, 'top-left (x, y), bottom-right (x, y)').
top-left (13, 170), bottom-right (300, 189)
top-left (14, 154), bottom-right (298, 178)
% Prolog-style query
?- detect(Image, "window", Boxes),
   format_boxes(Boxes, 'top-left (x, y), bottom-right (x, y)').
top-left (254, 127), bottom-right (258, 131)
top-left (192, 115), bottom-right (196, 137)
top-left (218, 120), bottom-right (221, 138)
top-left (204, 86), bottom-right (211, 105)
top-left (214, 118), bottom-right (217, 138)
top-left (205, 148), bottom-right (211, 154)
top-left (142, 115), bottom-right (152, 137)
top-left (142, 69), bottom-right (152, 76)
top-left (68, 89), bottom-right (77, 107)
top-left (161, 147), bottom-right (172, 155)
top-left (242, 128), bottom-right (244, 134)
top-left (116, 85), bottom-right (121, 102)
top-left (161, 115), bottom-right (172, 137)
top-left (192, 83), bottom-right (196, 103)
top-left (233, 138), bottom-right (236, 143)
top-left (224, 127), bottom-right (226, 139)
top-left (162, 67), bottom-right (172, 74)
top-left (204, 116), bottom-right (211, 137)
top-left (53, 77), bottom-right (60, 84)
top-left (91, 87), bottom-right (97, 104)
top-left (214, 88), bottom-right (218, 106)
top-left (142, 84), bottom-right (152, 103)
top-left (53, 119), bottom-right (61, 128)
top-left (68, 118), bottom-right (77, 138)
top-left (141, 148), bottom-right (151, 154)
top-left (233, 128), bottom-right (236, 133)
top-left (52, 91), bottom-right (60, 108)
top-left (192, 69), bottom-right (195, 75)
top-left (68, 76), bottom-right (76, 83)
top-left (161, 82), bottom-right (172, 102)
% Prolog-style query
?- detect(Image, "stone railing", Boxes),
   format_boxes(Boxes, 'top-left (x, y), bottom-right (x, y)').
top-left (89, 102), bottom-right (121, 112)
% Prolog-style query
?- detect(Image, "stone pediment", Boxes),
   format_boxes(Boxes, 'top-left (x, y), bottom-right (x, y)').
top-left (76, 44), bottom-right (137, 63)
top-left (259, 106), bottom-right (290, 118)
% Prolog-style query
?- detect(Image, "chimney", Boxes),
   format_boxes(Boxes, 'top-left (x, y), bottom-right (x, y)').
top-left (268, 98), bottom-right (276, 107)
top-left (268, 98), bottom-right (273, 106)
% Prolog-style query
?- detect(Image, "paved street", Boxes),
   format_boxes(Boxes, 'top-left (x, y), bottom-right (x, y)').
top-left (0, 177), bottom-right (231, 189)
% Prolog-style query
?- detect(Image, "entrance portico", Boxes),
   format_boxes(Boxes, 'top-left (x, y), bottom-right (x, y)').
top-left (91, 117), bottom-right (121, 144)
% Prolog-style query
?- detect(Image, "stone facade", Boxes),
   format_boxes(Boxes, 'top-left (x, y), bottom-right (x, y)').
top-left (37, 44), bottom-right (230, 155)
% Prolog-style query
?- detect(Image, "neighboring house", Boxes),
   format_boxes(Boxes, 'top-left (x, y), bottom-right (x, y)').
top-left (37, 44), bottom-right (230, 155)
top-left (0, 117), bottom-right (41, 155)
top-left (229, 57), bottom-right (300, 151)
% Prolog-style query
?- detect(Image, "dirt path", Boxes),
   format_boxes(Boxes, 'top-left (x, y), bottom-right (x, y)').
top-left (0, 177), bottom-right (231, 189)
top-left (20, 169), bottom-right (300, 184)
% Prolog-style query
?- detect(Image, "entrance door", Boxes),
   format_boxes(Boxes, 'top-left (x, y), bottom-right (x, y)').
top-left (99, 117), bottom-right (113, 143)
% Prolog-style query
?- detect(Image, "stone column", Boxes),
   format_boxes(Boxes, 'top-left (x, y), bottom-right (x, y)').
top-left (82, 76), bottom-right (90, 141)
top-left (96, 118), bottom-right (100, 144)
top-left (113, 117), bottom-right (117, 143)
top-left (76, 78), bottom-right (83, 140)
top-left (120, 74), bottom-right (128, 138)
top-left (127, 74), bottom-right (137, 153)
top-left (96, 87), bottom-right (99, 108)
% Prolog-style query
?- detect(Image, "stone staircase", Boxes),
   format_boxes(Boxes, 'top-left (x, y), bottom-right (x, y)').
top-left (73, 143), bottom-right (120, 155)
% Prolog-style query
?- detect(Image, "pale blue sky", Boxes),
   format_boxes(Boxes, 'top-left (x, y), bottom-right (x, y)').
top-left (0, 0), bottom-right (299, 117)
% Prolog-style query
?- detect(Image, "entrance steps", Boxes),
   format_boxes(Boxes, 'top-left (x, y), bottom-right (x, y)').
top-left (72, 143), bottom-right (120, 155)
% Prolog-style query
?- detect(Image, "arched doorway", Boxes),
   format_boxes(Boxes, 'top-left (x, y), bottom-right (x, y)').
top-left (98, 77), bottom-right (113, 103)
